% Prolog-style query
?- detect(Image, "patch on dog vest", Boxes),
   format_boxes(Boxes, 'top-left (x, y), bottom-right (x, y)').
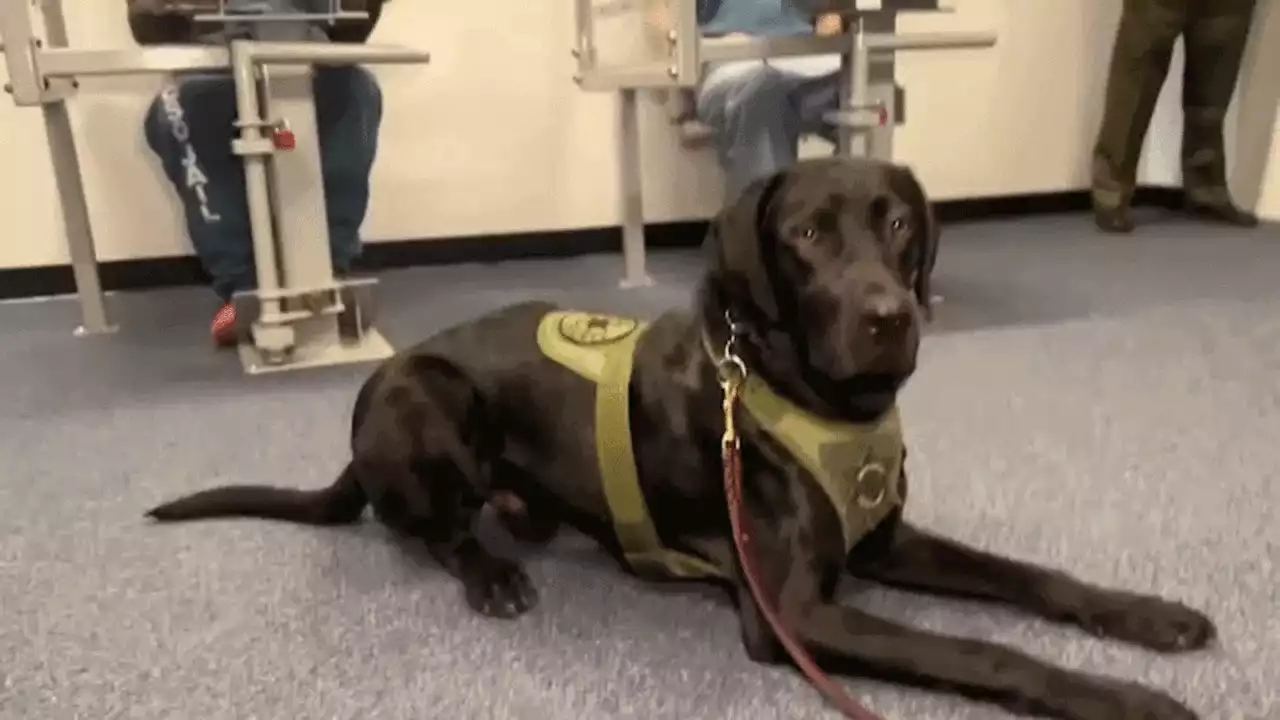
top-left (536, 311), bottom-right (905, 581)
top-left (739, 379), bottom-right (905, 552)
top-left (536, 311), bottom-right (645, 383)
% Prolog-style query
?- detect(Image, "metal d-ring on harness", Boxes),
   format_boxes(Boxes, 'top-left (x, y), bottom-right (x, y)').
top-left (714, 312), bottom-right (886, 720)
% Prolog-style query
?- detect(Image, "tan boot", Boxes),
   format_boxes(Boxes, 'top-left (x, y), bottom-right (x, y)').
top-left (1184, 197), bottom-right (1259, 227)
top-left (1092, 203), bottom-right (1135, 234)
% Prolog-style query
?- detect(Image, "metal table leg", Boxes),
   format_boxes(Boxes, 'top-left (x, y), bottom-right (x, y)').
top-left (617, 88), bottom-right (653, 289)
top-left (43, 100), bottom-right (116, 335)
top-left (836, 17), bottom-right (872, 159)
top-left (40, 0), bottom-right (115, 335)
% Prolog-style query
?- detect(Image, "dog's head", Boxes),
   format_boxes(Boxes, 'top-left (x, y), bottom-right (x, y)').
top-left (700, 157), bottom-right (939, 417)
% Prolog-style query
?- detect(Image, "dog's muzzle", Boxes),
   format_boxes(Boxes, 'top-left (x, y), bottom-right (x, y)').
top-left (860, 292), bottom-right (914, 347)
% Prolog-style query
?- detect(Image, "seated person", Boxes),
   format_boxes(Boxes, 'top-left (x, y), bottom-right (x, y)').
top-left (129, 0), bottom-right (389, 346)
top-left (693, 0), bottom-right (844, 197)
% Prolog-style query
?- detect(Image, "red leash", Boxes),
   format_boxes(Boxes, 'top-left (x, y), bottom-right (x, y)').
top-left (717, 354), bottom-right (886, 720)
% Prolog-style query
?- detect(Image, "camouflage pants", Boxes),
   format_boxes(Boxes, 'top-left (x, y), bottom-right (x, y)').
top-left (1092, 0), bottom-right (1258, 209)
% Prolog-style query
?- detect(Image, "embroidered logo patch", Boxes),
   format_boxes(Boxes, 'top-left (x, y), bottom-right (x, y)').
top-left (556, 312), bottom-right (640, 347)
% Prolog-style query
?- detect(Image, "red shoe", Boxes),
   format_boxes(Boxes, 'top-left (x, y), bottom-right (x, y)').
top-left (211, 302), bottom-right (238, 348)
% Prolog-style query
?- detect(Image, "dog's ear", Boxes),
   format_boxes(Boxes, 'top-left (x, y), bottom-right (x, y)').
top-left (915, 198), bottom-right (940, 321)
top-left (707, 171), bottom-right (788, 322)
top-left (887, 164), bottom-right (939, 322)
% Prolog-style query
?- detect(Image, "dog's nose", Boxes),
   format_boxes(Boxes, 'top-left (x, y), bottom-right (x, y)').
top-left (861, 294), bottom-right (912, 341)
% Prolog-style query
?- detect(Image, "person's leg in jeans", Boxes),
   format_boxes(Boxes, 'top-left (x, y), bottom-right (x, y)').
top-left (698, 61), bottom-right (798, 200)
top-left (144, 73), bottom-right (254, 344)
top-left (145, 68), bottom-right (384, 346)
top-left (312, 65), bottom-right (384, 276)
top-left (696, 59), bottom-right (842, 199)
top-left (789, 63), bottom-right (842, 147)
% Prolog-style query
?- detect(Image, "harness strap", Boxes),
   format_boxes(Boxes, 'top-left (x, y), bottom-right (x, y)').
top-left (595, 328), bottom-right (724, 580)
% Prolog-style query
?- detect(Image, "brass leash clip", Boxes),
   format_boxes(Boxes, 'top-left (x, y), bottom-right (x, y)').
top-left (717, 312), bottom-right (748, 449)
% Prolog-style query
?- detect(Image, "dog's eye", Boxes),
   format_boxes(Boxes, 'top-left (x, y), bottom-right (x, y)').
top-left (795, 226), bottom-right (818, 243)
top-left (890, 218), bottom-right (909, 234)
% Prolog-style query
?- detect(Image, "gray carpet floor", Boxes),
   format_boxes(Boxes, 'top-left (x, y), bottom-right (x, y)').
top-left (1, 209), bottom-right (1278, 720)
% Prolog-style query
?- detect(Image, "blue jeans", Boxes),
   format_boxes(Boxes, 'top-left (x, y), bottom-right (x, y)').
top-left (696, 56), bottom-right (842, 198)
top-left (144, 65), bottom-right (382, 301)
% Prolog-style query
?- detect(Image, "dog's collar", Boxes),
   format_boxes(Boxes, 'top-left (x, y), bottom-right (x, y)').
top-left (700, 317), bottom-right (899, 426)
top-left (700, 320), bottom-right (747, 387)
top-left (698, 323), bottom-right (906, 553)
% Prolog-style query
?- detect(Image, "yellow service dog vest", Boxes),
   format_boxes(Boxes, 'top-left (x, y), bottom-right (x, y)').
top-left (535, 311), bottom-right (906, 580)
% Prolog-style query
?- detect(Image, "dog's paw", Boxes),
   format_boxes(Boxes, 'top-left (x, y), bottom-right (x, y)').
top-left (1080, 594), bottom-right (1216, 653)
top-left (1067, 681), bottom-right (1199, 720)
top-left (462, 557), bottom-right (538, 619)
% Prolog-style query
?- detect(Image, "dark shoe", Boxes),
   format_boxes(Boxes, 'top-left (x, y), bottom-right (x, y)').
top-left (1093, 205), bottom-right (1135, 234)
top-left (1185, 199), bottom-right (1259, 227)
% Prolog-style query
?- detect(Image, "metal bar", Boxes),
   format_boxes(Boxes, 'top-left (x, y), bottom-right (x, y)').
top-left (244, 41), bottom-right (430, 65)
top-left (258, 63), bottom-right (345, 354)
top-left (699, 33), bottom-right (850, 63)
top-left (260, 64), bottom-right (337, 301)
top-left (35, 42), bottom-right (429, 80)
top-left (193, 11), bottom-right (369, 23)
top-left (572, 0), bottom-right (595, 78)
top-left (41, 0), bottom-right (115, 334)
top-left (616, 88), bottom-right (652, 288)
top-left (850, 23), bottom-right (870, 158)
top-left (836, 32), bottom-right (854, 155)
top-left (39, 46), bottom-right (232, 78)
top-left (789, 0), bottom-right (947, 13)
top-left (672, 0), bottom-right (699, 85)
top-left (577, 28), bottom-right (990, 91)
top-left (230, 41), bottom-right (286, 326)
top-left (863, 30), bottom-right (996, 51)
top-left (836, 17), bottom-right (871, 158)
top-left (866, 81), bottom-right (896, 160)
top-left (698, 29), bottom-right (994, 64)
top-left (576, 65), bottom-right (680, 91)
top-left (0, 0), bottom-right (44, 105)
top-left (44, 102), bottom-right (115, 335)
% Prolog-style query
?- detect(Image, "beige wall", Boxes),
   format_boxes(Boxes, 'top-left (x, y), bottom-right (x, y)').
top-left (0, 0), bottom-right (1272, 271)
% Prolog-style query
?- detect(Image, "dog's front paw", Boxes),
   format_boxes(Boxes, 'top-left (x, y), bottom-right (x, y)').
top-left (1079, 593), bottom-right (1215, 653)
top-left (462, 557), bottom-right (538, 619)
top-left (1066, 681), bottom-right (1199, 720)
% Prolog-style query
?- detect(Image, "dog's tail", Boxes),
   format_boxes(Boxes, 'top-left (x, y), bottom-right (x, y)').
top-left (145, 463), bottom-right (367, 526)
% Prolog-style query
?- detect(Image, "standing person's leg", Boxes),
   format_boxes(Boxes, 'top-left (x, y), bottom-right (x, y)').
top-left (786, 55), bottom-right (843, 147)
top-left (697, 60), bottom-right (804, 200)
top-left (313, 65), bottom-right (384, 275)
top-left (1090, 0), bottom-right (1188, 233)
top-left (144, 73), bottom-right (255, 345)
top-left (1180, 0), bottom-right (1259, 226)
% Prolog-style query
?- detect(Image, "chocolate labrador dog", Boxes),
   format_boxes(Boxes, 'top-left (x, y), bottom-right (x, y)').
top-left (146, 157), bottom-right (1212, 719)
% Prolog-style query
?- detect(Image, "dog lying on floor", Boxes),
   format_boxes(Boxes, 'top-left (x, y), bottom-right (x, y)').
top-left (146, 157), bottom-right (1213, 719)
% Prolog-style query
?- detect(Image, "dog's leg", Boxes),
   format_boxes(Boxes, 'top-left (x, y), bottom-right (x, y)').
top-left (355, 383), bottom-right (538, 619)
top-left (490, 490), bottom-right (561, 544)
top-left (850, 522), bottom-right (1215, 653)
top-left (734, 515), bottom-right (1198, 718)
top-left (359, 451), bottom-right (537, 619)
top-left (789, 603), bottom-right (1200, 720)
top-left (488, 461), bottom-right (562, 545)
